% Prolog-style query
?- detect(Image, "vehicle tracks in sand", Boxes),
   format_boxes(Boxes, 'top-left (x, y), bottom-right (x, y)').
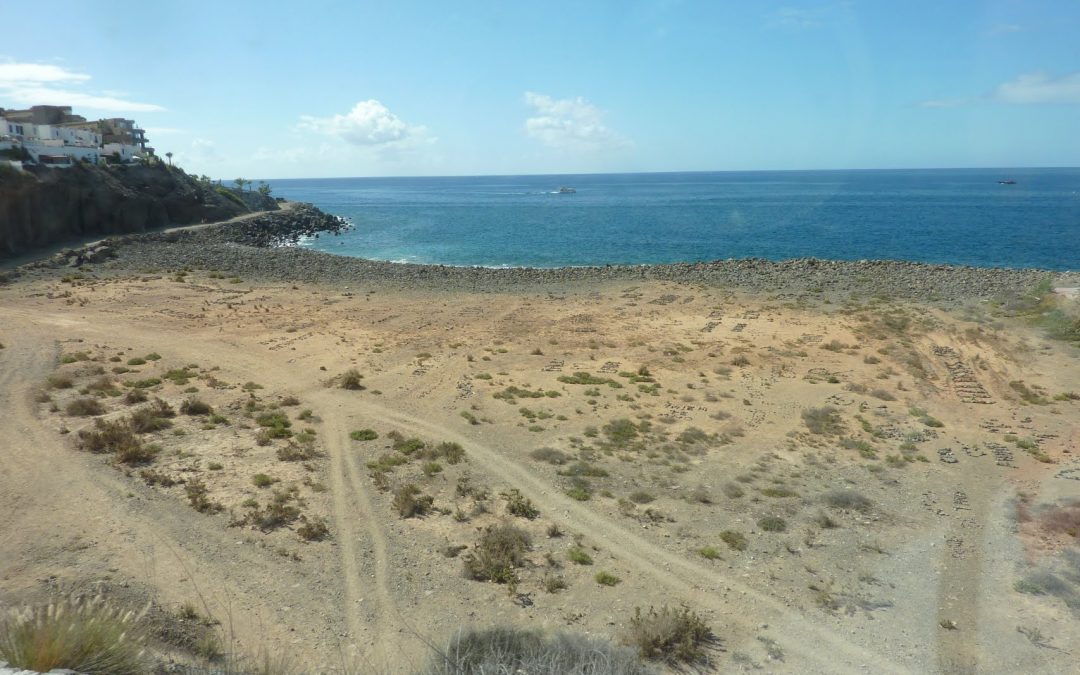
top-left (4, 311), bottom-right (906, 673)
top-left (342, 399), bottom-right (913, 674)
top-left (310, 392), bottom-right (400, 668)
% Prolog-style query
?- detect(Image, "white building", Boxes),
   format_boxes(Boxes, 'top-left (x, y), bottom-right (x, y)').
top-left (0, 107), bottom-right (150, 166)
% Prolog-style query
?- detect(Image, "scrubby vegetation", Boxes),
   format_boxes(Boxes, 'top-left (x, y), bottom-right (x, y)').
top-left (0, 596), bottom-right (148, 675)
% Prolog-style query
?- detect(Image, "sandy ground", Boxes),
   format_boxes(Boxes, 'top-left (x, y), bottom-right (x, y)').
top-left (1, 262), bottom-right (1078, 674)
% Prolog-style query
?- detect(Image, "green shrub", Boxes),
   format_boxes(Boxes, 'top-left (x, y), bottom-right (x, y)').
top-left (567, 548), bottom-right (593, 565)
top-left (350, 428), bottom-right (378, 441)
top-left (252, 473), bottom-right (277, 488)
top-left (595, 570), bottom-right (622, 586)
top-left (530, 447), bottom-right (569, 464)
top-left (503, 488), bottom-right (539, 519)
top-left (297, 516), bottom-right (330, 542)
top-left (719, 530), bottom-right (748, 551)
top-left (758, 516), bottom-right (787, 532)
top-left (697, 546), bottom-right (720, 560)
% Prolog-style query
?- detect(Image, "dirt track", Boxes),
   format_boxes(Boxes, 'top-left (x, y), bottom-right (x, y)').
top-left (1, 268), bottom-right (1077, 673)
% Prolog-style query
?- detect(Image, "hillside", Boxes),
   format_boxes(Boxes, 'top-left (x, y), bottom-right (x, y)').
top-left (0, 162), bottom-right (276, 257)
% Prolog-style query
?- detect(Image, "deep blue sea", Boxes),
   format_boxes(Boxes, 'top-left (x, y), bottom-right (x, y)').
top-left (266, 169), bottom-right (1080, 270)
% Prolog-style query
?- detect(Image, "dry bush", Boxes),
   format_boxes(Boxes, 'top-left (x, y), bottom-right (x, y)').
top-left (823, 488), bottom-right (872, 513)
top-left (422, 626), bottom-right (651, 675)
top-left (47, 374), bottom-right (74, 389)
top-left (1039, 501), bottom-right (1080, 538)
top-left (0, 595), bottom-right (148, 675)
top-left (122, 388), bottom-right (148, 405)
top-left (621, 604), bottom-right (713, 666)
top-left (66, 397), bottom-right (105, 417)
top-left (77, 419), bottom-right (148, 466)
top-left (801, 406), bottom-right (843, 435)
top-left (393, 484), bottom-right (434, 518)
top-left (338, 368), bottom-right (365, 390)
top-left (530, 447), bottom-right (570, 465)
top-left (297, 516), bottom-right (330, 542)
top-left (463, 523), bottom-right (532, 583)
top-left (180, 397), bottom-right (213, 416)
top-left (129, 405), bottom-right (172, 433)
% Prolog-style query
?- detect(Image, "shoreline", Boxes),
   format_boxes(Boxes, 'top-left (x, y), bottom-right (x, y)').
top-left (6, 200), bottom-right (1076, 300)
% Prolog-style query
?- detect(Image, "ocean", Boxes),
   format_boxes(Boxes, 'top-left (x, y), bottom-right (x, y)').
top-left (266, 168), bottom-right (1080, 270)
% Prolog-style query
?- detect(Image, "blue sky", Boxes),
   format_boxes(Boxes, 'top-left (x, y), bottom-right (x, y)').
top-left (2, 1), bottom-right (1078, 178)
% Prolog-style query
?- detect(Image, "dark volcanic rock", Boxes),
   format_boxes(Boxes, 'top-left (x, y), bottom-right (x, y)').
top-left (0, 163), bottom-right (265, 257)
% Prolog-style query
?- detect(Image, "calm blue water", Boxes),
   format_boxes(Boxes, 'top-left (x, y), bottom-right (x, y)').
top-left (266, 169), bottom-right (1080, 270)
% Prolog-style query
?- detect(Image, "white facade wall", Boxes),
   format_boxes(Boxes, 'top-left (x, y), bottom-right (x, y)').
top-left (102, 142), bottom-right (140, 161)
top-left (23, 141), bottom-right (100, 164)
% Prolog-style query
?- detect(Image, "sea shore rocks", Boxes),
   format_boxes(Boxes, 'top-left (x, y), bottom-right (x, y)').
top-left (25, 202), bottom-right (1073, 302)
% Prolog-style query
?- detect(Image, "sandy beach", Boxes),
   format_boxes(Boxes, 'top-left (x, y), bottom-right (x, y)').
top-left (1, 211), bottom-right (1078, 673)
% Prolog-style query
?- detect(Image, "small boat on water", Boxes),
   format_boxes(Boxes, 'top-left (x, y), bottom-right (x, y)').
top-left (998, 179), bottom-right (1017, 185)
top-left (557, 186), bottom-right (576, 194)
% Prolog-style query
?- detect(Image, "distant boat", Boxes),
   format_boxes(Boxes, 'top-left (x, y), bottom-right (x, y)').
top-left (998, 179), bottom-right (1017, 185)
top-left (557, 186), bottom-right (576, 194)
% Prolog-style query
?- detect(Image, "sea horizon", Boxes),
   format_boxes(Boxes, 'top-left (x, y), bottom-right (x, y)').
top-left (266, 168), bottom-right (1080, 271)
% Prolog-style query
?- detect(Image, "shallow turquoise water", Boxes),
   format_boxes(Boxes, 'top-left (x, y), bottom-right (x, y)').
top-left (267, 169), bottom-right (1080, 270)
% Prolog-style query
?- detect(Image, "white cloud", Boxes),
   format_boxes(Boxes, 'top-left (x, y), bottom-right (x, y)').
top-left (299, 100), bottom-right (433, 150)
top-left (919, 98), bottom-right (970, 108)
top-left (0, 60), bottom-right (163, 112)
top-left (985, 23), bottom-right (1022, 37)
top-left (524, 92), bottom-right (629, 151)
top-left (766, 7), bottom-right (825, 30)
top-left (994, 71), bottom-right (1080, 105)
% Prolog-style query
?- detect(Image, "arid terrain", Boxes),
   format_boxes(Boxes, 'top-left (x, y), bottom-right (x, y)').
top-left (1, 257), bottom-right (1078, 673)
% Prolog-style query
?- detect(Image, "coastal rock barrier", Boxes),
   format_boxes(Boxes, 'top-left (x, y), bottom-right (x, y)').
top-left (26, 202), bottom-right (1072, 301)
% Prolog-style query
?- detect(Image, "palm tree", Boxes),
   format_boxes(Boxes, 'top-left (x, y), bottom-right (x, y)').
top-left (165, 151), bottom-right (173, 167)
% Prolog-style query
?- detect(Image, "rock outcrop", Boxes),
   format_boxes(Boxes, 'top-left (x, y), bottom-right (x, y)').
top-left (0, 163), bottom-right (276, 257)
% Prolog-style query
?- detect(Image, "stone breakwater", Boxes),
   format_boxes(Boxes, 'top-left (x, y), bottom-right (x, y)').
top-left (21, 202), bottom-right (1071, 301)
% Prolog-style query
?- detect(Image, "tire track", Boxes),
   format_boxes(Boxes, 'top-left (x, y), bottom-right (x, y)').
top-left (312, 394), bottom-right (400, 668)
top-left (348, 400), bottom-right (912, 674)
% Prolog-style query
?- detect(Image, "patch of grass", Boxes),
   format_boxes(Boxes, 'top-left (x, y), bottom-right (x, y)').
top-left (463, 523), bottom-right (532, 584)
top-left (1010, 380), bottom-right (1050, 405)
top-left (493, 385), bottom-right (560, 403)
top-left (557, 372), bottom-right (621, 388)
top-left (349, 428), bottom-right (378, 441)
top-left (622, 604), bottom-right (713, 665)
top-left (595, 570), bottom-right (622, 586)
top-left (697, 546), bottom-right (721, 560)
top-left (123, 377), bottom-right (161, 389)
top-left (0, 595), bottom-right (148, 675)
top-left (420, 626), bottom-right (647, 675)
top-left (530, 447), bottom-right (570, 464)
top-left (567, 548), bottom-right (593, 565)
top-left (460, 411), bottom-right (479, 425)
top-left (758, 516), bottom-right (787, 532)
top-left (629, 490), bottom-right (655, 504)
top-left (184, 479), bottom-right (223, 513)
top-left (252, 473), bottom-right (278, 488)
top-left (60, 352), bottom-right (90, 364)
top-left (802, 406), bottom-right (843, 435)
top-left (256, 411), bottom-right (292, 438)
top-left (246, 489), bottom-right (301, 531)
top-left (722, 483), bottom-right (745, 499)
top-left (719, 530), bottom-right (748, 551)
top-left (557, 461), bottom-right (609, 478)
top-left (760, 486), bottom-right (798, 498)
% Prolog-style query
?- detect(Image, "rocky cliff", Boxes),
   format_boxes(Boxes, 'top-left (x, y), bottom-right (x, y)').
top-left (0, 163), bottom-right (277, 257)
